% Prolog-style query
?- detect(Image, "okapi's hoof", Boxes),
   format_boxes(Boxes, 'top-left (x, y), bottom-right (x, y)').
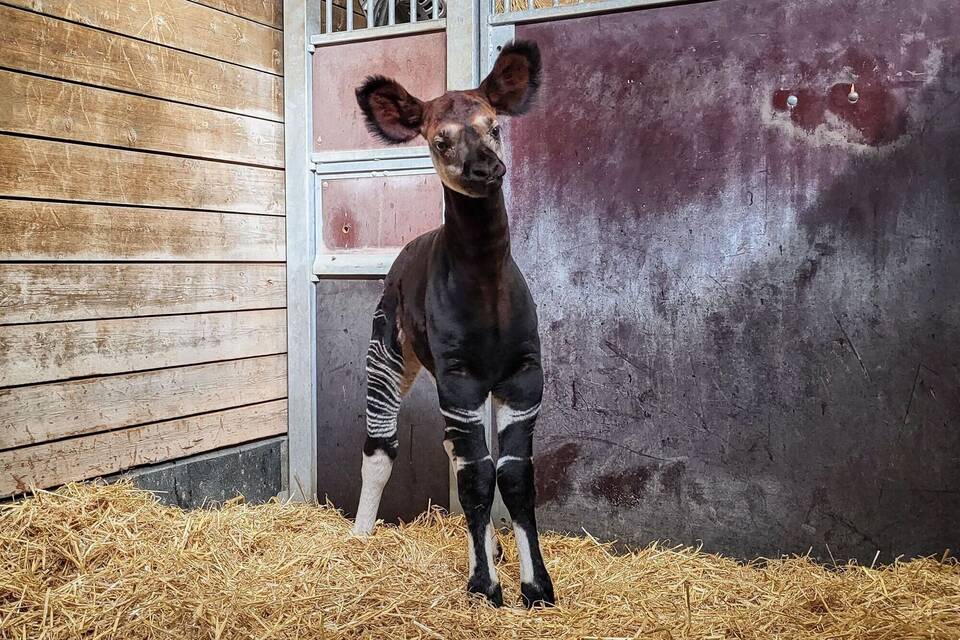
top-left (520, 581), bottom-right (556, 609)
top-left (467, 578), bottom-right (504, 607)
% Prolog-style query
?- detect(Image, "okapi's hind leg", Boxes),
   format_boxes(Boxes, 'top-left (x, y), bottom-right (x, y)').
top-left (353, 298), bottom-right (420, 535)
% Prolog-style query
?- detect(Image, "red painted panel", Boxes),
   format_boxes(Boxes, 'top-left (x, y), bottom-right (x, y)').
top-left (321, 174), bottom-right (442, 250)
top-left (312, 32), bottom-right (447, 153)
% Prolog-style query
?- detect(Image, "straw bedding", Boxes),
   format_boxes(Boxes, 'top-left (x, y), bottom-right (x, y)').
top-left (1, 483), bottom-right (957, 639)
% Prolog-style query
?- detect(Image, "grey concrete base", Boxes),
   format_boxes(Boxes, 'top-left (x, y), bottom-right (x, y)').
top-left (116, 436), bottom-right (288, 509)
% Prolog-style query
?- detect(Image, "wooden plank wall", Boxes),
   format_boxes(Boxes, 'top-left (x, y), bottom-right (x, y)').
top-left (0, 0), bottom-right (287, 497)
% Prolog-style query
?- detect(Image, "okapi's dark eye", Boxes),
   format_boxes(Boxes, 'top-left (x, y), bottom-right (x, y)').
top-left (434, 139), bottom-right (448, 153)
top-left (491, 125), bottom-right (501, 139)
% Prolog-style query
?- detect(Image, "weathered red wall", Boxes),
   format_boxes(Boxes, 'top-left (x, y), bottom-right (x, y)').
top-left (510, 0), bottom-right (959, 560)
top-left (312, 31), bottom-right (446, 152)
top-left (320, 174), bottom-right (442, 250)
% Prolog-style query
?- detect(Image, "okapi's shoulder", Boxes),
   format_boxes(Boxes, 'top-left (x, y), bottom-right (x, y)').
top-left (386, 227), bottom-right (440, 286)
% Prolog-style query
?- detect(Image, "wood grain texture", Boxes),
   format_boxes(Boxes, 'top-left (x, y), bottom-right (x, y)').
top-left (0, 201), bottom-right (285, 261)
top-left (5, 0), bottom-right (282, 74)
top-left (0, 5), bottom-right (282, 120)
top-left (0, 71), bottom-right (284, 167)
top-left (189, 0), bottom-right (282, 29)
top-left (0, 355), bottom-right (286, 449)
top-left (0, 309), bottom-right (286, 387)
top-left (0, 399), bottom-right (287, 496)
top-left (0, 263), bottom-right (286, 324)
top-left (0, 136), bottom-right (285, 214)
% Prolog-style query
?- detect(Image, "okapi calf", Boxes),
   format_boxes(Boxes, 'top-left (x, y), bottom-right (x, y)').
top-left (350, 41), bottom-right (554, 608)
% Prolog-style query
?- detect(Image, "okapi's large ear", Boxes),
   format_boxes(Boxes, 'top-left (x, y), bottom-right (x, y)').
top-left (479, 40), bottom-right (542, 115)
top-left (356, 75), bottom-right (425, 144)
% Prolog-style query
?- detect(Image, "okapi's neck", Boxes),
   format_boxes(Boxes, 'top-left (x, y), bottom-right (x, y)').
top-left (441, 186), bottom-right (511, 275)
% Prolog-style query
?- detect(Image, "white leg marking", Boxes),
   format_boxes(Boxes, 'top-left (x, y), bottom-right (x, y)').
top-left (443, 439), bottom-right (456, 470)
top-left (484, 522), bottom-right (500, 585)
top-left (496, 455), bottom-right (528, 470)
top-left (441, 405), bottom-right (485, 425)
top-left (494, 399), bottom-right (541, 433)
top-left (455, 454), bottom-right (492, 472)
top-left (514, 523), bottom-right (535, 585)
top-left (352, 450), bottom-right (393, 535)
top-left (466, 530), bottom-right (477, 577)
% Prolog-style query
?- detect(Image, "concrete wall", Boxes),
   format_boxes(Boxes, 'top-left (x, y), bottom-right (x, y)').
top-left (507, 0), bottom-right (960, 561)
top-left (121, 438), bottom-right (287, 509)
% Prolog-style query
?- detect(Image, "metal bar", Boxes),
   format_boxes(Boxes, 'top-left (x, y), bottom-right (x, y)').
top-left (346, 2), bottom-right (353, 30)
top-left (553, 0), bottom-right (559, 7)
top-left (489, 0), bottom-right (693, 24)
top-left (311, 18), bottom-right (444, 45)
top-left (503, 0), bottom-right (510, 14)
top-left (528, 0), bottom-right (533, 11)
top-left (314, 250), bottom-right (404, 277)
top-left (389, 0), bottom-right (396, 25)
top-left (411, 0), bottom-right (418, 22)
top-left (314, 157), bottom-right (435, 174)
top-left (325, 0), bottom-right (333, 32)
top-left (312, 145), bottom-right (432, 164)
top-left (432, 0), bottom-right (439, 20)
top-left (283, 0), bottom-right (320, 503)
top-left (314, 167), bottom-right (435, 180)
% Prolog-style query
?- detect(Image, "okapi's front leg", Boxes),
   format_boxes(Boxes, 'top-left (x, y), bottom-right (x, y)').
top-left (494, 365), bottom-right (555, 607)
top-left (439, 380), bottom-right (502, 606)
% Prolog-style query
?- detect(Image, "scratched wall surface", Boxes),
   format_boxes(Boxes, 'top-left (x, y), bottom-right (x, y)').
top-left (320, 174), bottom-right (443, 250)
top-left (510, 0), bottom-right (960, 560)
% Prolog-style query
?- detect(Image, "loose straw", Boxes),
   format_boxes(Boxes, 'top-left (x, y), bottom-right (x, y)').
top-left (1, 482), bottom-right (957, 639)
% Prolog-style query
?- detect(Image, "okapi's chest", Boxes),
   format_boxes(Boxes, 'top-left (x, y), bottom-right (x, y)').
top-left (422, 253), bottom-right (541, 383)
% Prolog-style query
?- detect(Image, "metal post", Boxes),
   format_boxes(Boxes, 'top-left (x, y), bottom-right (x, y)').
top-left (325, 0), bottom-right (333, 32)
top-left (389, 0), bottom-right (396, 25)
top-left (284, 0), bottom-right (320, 503)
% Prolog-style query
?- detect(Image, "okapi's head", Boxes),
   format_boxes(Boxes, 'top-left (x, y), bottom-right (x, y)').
top-left (356, 40), bottom-right (541, 197)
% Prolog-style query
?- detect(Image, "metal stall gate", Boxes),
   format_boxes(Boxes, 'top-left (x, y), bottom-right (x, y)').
top-left (285, 0), bottom-right (484, 517)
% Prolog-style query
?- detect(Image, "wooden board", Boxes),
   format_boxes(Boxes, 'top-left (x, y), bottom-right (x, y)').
top-left (0, 136), bottom-right (285, 214)
top-left (0, 355), bottom-right (286, 449)
top-left (0, 263), bottom-right (286, 325)
top-left (0, 201), bottom-right (285, 261)
top-left (0, 309), bottom-right (287, 387)
top-left (190, 0), bottom-right (282, 29)
top-left (5, 0), bottom-right (282, 75)
top-left (0, 399), bottom-right (287, 496)
top-left (0, 5), bottom-right (282, 120)
top-left (0, 71), bottom-right (284, 167)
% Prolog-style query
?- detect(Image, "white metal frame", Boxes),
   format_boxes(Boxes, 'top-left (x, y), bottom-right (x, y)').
top-left (489, 0), bottom-right (690, 25)
top-left (311, 18), bottom-right (446, 46)
top-left (284, 0), bottom-right (321, 502)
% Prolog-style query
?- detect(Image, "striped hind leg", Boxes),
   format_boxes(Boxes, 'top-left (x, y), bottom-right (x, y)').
top-left (353, 300), bottom-right (420, 535)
